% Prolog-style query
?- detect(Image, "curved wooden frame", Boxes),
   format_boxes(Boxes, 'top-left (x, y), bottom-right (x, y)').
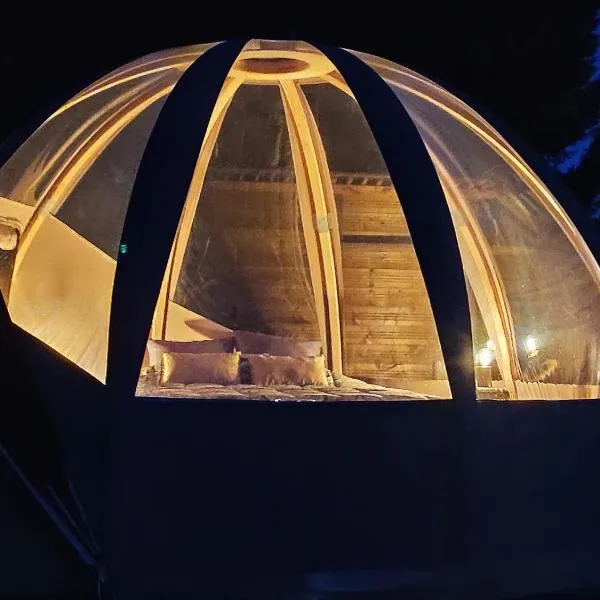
top-left (315, 43), bottom-right (475, 403)
top-left (378, 72), bottom-right (600, 294)
top-left (14, 77), bottom-right (176, 277)
top-left (295, 84), bottom-right (345, 365)
top-left (153, 77), bottom-right (244, 340)
top-left (429, 151), bottom-right (521, 394)
top-left (166, 76), bottom-right (244, 303)
top-left (107, 40), bottom-right (248, 394)
top-left (279, 80), bottom-right (343, 373)
top-left (280, 87), bottom-right (329, 363)
top-left (415, 116), bottom-right (522, 390)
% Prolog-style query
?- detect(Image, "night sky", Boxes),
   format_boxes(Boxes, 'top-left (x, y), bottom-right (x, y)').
top-left (0, 4), bottom-right (597, 204)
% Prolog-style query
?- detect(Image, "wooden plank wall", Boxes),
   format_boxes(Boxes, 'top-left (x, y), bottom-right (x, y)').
top-left (173, 179), bottom-right (320, 341)
top-left (174, 177), bottom-right (447, 385)
top-left (335, 184), bottom-right (446, 386)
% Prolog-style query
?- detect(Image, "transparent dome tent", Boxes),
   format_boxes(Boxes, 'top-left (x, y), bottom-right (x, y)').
top-left (2, 39), bottom-right (600, 598)
top-left (1, 39), bottom-right (598, 402)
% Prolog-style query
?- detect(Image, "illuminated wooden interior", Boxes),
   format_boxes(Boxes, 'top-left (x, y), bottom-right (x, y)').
top-left (0, 40), bottom-right (598, 400)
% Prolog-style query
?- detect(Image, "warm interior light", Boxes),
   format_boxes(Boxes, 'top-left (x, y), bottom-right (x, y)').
top-left (477, 347), bottom-right (493, 368)
top-left (524, 335), bottom-right (538, 355)
top-left (486, 339), bottom-right (495, 351)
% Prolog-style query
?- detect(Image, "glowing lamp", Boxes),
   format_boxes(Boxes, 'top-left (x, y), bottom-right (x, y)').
top-left (477, 347), bottom-right (493, 368)
top-left (524, 335), bottom-right (538, 356)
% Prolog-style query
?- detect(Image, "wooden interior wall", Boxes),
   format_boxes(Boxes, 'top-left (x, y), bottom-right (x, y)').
top-left (335, 184), bottom-right (445, 385)
top-left (173, 178), bottom-right (319, 341)
top-left (173, 176), bottom-right (447, 383)
top-left (168, 173), bottom-right (599, 392)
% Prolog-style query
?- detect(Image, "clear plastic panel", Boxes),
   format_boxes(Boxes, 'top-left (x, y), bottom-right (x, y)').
top-left (137, 82), bottom-right (328, 397)
top-left (171, 84), bottom-right (318, 339)
top-left (72, 44), bottom-right (212, 103)
top-left (135, 41), bottom-right (452, 400)
top-left (386, 77), bottom-right (600, 400)
top-left (56, 99), bottom-right (164, 258)
top-left (301, 82), bottom-right (451, 398)
top-left (0, 67), bottom-right (187, 211)
top-left (347, 50), bottom-right (521, 169)
top-left (1, 48), bottom-right (205, 382)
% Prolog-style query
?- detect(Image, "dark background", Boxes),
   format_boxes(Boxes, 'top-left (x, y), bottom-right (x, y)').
top-left (0, 3), bottom-right (598, 207)
top-left (0, 3), bottom-right (598, 598)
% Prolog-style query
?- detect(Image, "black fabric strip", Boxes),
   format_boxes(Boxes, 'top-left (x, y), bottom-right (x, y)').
top-left (107, 40), bottom-right (248, 395)
top-left (315, 43), bottom-right (475, 404)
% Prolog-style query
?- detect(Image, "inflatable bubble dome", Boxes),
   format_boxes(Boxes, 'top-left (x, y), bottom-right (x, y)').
top-left (3, 38), bottom-right (600, 599)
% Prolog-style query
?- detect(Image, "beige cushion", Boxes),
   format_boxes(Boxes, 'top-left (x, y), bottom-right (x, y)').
top-left (147, 337), bottom-right (235, 369)
top-left (246, 354), bottom-right (329, 386)
top-left (161, 351), bottom-right (241, 385)
top-left (234, 330), bottom-right (321, 358)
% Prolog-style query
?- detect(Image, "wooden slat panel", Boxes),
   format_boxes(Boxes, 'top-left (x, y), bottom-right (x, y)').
top-left (337, 176), bottom-right (445, 385)
top-left (168, 174), bottom-right (447, 385)
top-left (342, 243), bottom-right (419, 268)
top-left (343, 268), bottom-right (430, 288)
top-left (336, 187), bottom-right (409, 237)
top-left (204, 186), bottom-right (302, 227)
top-left (345, 320), bottom-right (439, 334)
top-left (171, 169), bottom-right (319, 341)
top-left (348, 305), bottom-right (438, 317)
top-left (345, 333), bottom-right (437, 344)
top-left (342, 235), bottom-right (412, 244)
top-left (348, 363), bottom-right (435, 377)
top-left (344, 294), bottom-right (434, 311)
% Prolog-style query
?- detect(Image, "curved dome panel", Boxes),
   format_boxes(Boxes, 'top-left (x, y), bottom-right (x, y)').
top-left (0, 39), bottom-right (598, 401)
top-left (135, 42), bottom-right (451, 399)
top-left (355, 50), bottom-right (600, 400)
top-left (0, 44), bottom-right (215, 381)
top-left (299, 81), bottom-right (449, 395)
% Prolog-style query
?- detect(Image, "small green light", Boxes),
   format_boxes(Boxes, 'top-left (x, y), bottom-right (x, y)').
top-left (119, 243), bottom-right (128, 255)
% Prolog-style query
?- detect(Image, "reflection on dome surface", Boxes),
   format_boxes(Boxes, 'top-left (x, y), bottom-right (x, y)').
top-left (0, 40), bottom-right (598, 402)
